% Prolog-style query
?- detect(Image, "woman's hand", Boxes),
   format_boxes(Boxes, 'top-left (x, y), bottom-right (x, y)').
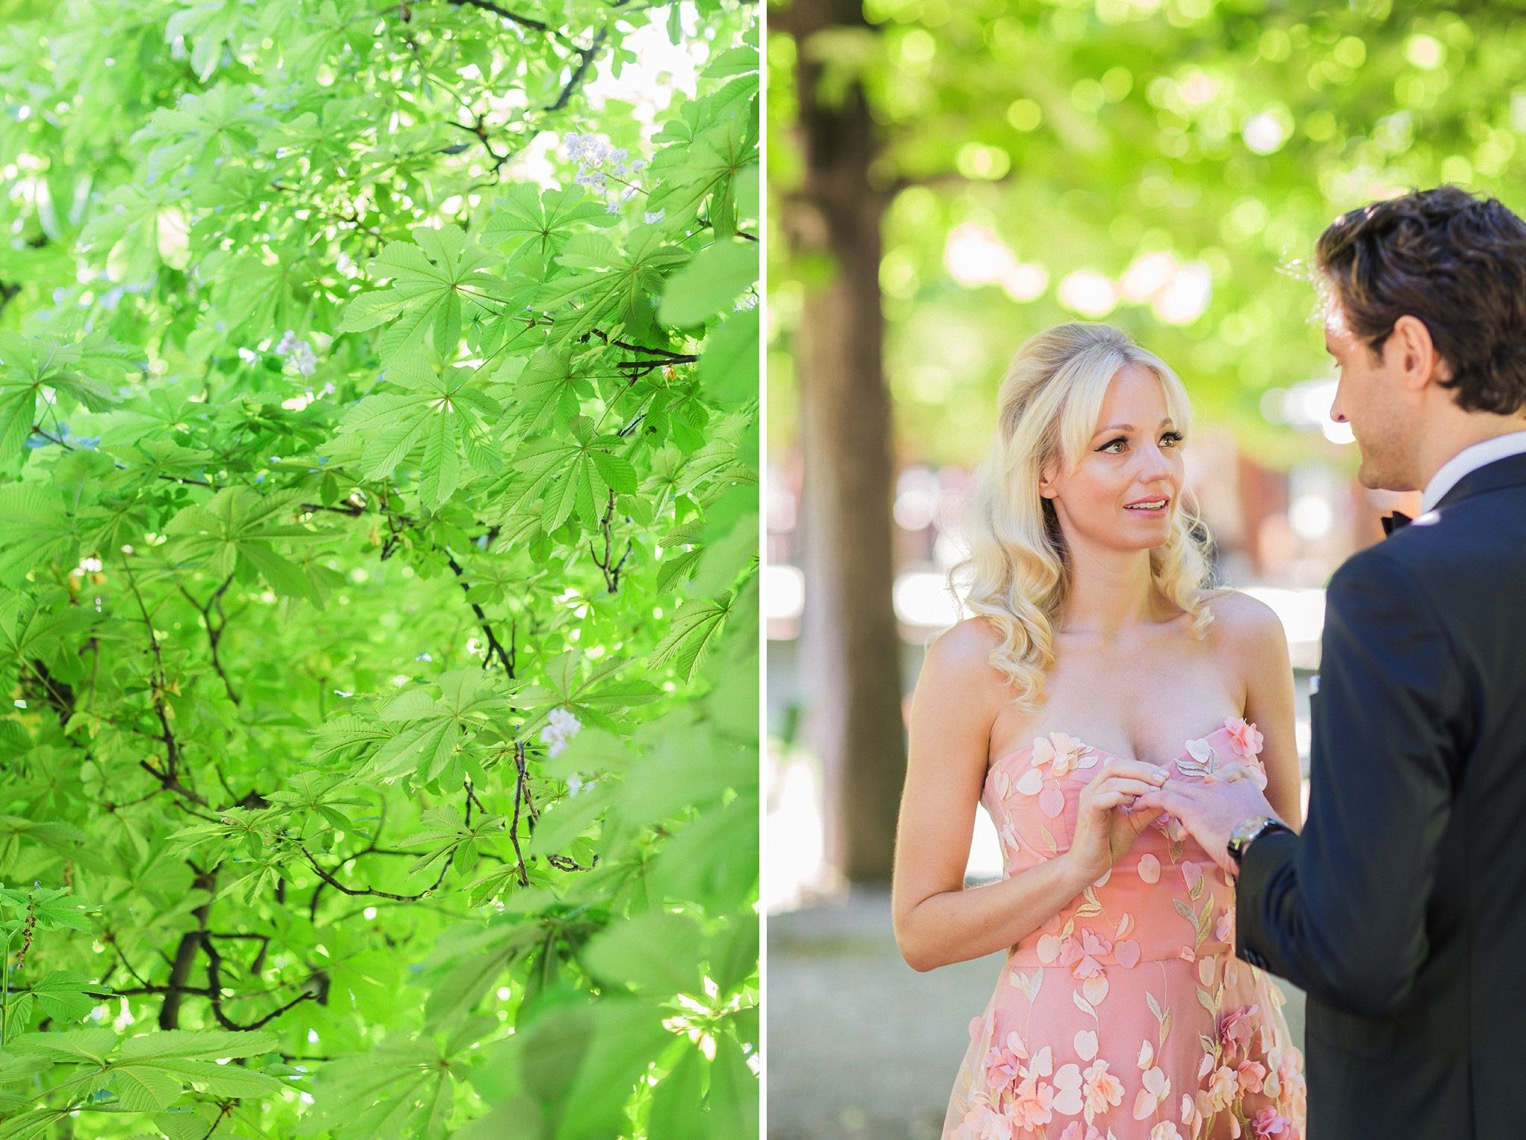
top-left (1067, 760), bottom-right (1169, 883)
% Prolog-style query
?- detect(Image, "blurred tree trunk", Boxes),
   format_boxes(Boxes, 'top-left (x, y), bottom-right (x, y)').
top-left (782, 0), bottom-right (906, 884)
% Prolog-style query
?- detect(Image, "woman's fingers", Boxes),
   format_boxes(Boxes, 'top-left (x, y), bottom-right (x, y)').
top-left (1089, 789), bottom-right (1147, 812)
top-left (1084, 777), bottom-right (1172, 818)
top-left (1094, 759), bottom-right (1169, 783)
top-left (1087, 777), bottom-right (1166, 801)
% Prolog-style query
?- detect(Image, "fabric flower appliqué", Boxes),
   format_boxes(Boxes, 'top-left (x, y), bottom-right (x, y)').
top-left (1015, 732), bottom-right (1098, 818)
top-left (1225, 717), bottom-right (1264, 757)
top-left (1252, 1106), bottom-right (1292, 1137)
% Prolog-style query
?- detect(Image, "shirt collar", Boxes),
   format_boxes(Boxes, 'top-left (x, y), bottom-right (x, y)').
top-left (1421, 430), bottom-right (1526, 512)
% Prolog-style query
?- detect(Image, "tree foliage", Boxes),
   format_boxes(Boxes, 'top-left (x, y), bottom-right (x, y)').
top-left (769, 0), bottom-right (1526, 463)
top-left (0, 0), bottom-right (759, 1136)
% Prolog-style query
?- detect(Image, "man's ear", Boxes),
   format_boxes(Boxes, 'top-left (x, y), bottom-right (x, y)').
top-left (1389, 314), bottom-right (1452, 390)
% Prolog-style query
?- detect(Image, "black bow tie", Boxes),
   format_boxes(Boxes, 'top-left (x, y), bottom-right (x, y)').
top-left (1382, 510), bottom-right (1413, 535)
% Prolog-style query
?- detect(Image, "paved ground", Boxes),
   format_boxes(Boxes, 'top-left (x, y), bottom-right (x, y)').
top-left (767, 890), bottom-right (1305, 1140)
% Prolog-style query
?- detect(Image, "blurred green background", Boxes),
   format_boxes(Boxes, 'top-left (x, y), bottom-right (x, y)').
top-left (766, 4), bottom-right (1526, 1136)
top-left (771, 0), bottom-right (1526, 457)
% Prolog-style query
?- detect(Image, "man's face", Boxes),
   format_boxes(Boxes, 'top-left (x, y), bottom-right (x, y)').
top-left (1325, 306), bottom-right (1421, 492)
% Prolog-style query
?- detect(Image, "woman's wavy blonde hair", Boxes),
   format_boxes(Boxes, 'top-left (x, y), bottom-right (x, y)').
top-left (956, 322), bottom-right (1214, 710)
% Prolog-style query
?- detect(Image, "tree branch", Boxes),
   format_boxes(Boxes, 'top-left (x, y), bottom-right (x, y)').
top-left (123, 557), bottom-right (210, 808)
top-left (200, 933), bottom-right (317, 1032)
top-left (444, 553), bottom-right (516, 677)
top-left (547, 27), bottom-right (608, 113)
top-left (589, 489), bottom-right (632, 593)
top-left (160, 866), bottom-right (217, 1030)
top-left (297, 843), bottom-right (452, 902)
top-left (446, 0), bottom-right (553, 35)
top-left (507, 741), bottom-right (535, 886)
top-left (180, 575), bottom-right (239, 706)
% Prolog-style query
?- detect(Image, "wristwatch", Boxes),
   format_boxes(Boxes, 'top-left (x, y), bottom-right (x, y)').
top-left (1226, 815), bottom-right (1292, 868)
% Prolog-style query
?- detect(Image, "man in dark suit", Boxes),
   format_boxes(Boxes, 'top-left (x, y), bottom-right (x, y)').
top-left (1142, 186), bottom-right (1526, 1138)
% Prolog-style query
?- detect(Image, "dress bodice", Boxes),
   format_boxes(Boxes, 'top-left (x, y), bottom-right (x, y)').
top-left (982, 721), bottom-right (1268, 983)
top-left (944, 717), bottom-right (1304, 1140)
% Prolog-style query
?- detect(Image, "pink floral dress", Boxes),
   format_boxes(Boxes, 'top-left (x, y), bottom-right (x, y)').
top-left (944, 720), bottom-right (1305, 1140)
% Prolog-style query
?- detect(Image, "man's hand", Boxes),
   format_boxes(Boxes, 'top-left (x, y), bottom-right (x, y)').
top-left (1136, 767), bottom-right (1279, 878)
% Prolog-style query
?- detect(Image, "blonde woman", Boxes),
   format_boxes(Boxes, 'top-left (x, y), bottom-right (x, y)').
top-left (892, 324), bottom-right (1306, 1140)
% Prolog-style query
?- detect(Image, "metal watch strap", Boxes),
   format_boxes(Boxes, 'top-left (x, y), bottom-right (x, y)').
top-left (1227, 816), bottom-right (1291, 868)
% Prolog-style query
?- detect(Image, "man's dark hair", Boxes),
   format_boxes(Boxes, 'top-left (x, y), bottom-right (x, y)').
top-left (1315, 185), bottom-right (1526, 415)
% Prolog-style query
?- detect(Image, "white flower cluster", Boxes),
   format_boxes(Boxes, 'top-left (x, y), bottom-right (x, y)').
top-left (540, 707), bottom-right (583, 758)
top-left (276, 329), bottom-right (318, 377)
top-left (563, 132), bottom-right (647, 215)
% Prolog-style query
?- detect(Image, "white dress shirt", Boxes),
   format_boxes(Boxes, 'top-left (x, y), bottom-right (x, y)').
top-left (1420, 430), bottom-right (1526, 513)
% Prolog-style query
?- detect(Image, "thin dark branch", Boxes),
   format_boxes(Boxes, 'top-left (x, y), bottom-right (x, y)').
top-left (123, 558), bottom-right (210, 808)
top-left (588, 329), bottom-right (694, 359)
top-left (589, 489), bottom-right (632, 593)
top-left (114, 984), bottom-right (216, 997)
top-left (547, 27), bottom-right (607, 113)
top-left (108, 944), bottom-right (154, 990)
top-left (201, 933), bottom-right (317, 1032)
top-left (300, 497), bottom-right (369, 518)
top-left (464, 778), bottom-right (487, 826)
top-left (507, 742), bottom-right (533, 886)
top-left (198, 1105), bottom-right (234, 1140)
top-left (448, 114), bottom-right (512, 172)
top-left (444, 553), bottom-right (516, 677)
top-left (446, 0), bottom-right (553, 35)
top-left (297, 844), bottom-right (451, 901)
top-left (180, 575), bottom-right (239, 706)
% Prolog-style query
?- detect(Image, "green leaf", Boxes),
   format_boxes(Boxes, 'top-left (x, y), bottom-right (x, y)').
top-left (648, 594), bottom-right (734, 682)
top-left (551, 1000), bottom-right (672, 1140)
top-left (705, 1032), bottom-right (759, 1137)
top-left (117, 1029), bottom-right (277, 1061)
top-left (0, 486), bottom-right (75, 586)
top-left (657, 239), bottom-right (757, 327)
top-left (11, 1027), bottom-right (118, 1062)
top-left (341, 225), bottom-right (508, 363)
top-left (481, 184), bottom-right (616, 267)
top-left (646, 1046), bottom-right (709, 1138)
top-left (579, 911), bottom-right (705, 996)
top-left (21, 971), bottom-right (99, 1023)
top-left (108, 1061), bottom-right (190, 1111)
top-left (707, 917), bottom-right (758, 995)
top-left (698, 306), bottom-right (759, 406)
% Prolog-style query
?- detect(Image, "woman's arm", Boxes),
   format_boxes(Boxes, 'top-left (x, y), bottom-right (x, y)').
top-left (1222, 593), bottom-right (1305, 830)
top-left (891, 620), bottom-right (1163, 971)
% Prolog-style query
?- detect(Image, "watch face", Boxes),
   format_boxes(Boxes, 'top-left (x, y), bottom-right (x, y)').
top-left (1231, 817), bottom-right (1287, 864)
top-left (1229, 817), bottom-right (1274, 863)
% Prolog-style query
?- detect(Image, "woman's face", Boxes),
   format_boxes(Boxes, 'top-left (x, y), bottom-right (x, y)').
top-left (1040, 362), bottom-right (1185, 554)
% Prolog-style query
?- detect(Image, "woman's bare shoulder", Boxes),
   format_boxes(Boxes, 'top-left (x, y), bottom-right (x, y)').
top-left (1198, 588), bottom-right (1289, 658)
top-left (924, 617), bottom-right (1005, 672)
top-left (919, 618), bottom-right (1012, 703)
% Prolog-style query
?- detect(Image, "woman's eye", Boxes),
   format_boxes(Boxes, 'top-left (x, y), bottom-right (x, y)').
top-left (1098, 438), bottom-right (1127, 454)
top-left (1160, 432), bottom-right (1184, 447)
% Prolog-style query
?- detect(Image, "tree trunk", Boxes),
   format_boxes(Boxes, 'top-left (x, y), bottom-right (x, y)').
top-left (783, 0), bottom-right (907, 884)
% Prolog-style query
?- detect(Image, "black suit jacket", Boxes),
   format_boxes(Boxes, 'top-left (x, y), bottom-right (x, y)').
top-left (1238, 450), bottom-right (1526, 1139)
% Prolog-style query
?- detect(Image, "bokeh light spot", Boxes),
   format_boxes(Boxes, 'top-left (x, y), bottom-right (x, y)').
top-left (1006, 98), bottom-right (1043, 131)
top-left (1058, 270), bottom-right (1119, 317)
top-left (1405, 33), bottom-right (1444, 69)
top-left (955, 143), bottom-right (1011, 181)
